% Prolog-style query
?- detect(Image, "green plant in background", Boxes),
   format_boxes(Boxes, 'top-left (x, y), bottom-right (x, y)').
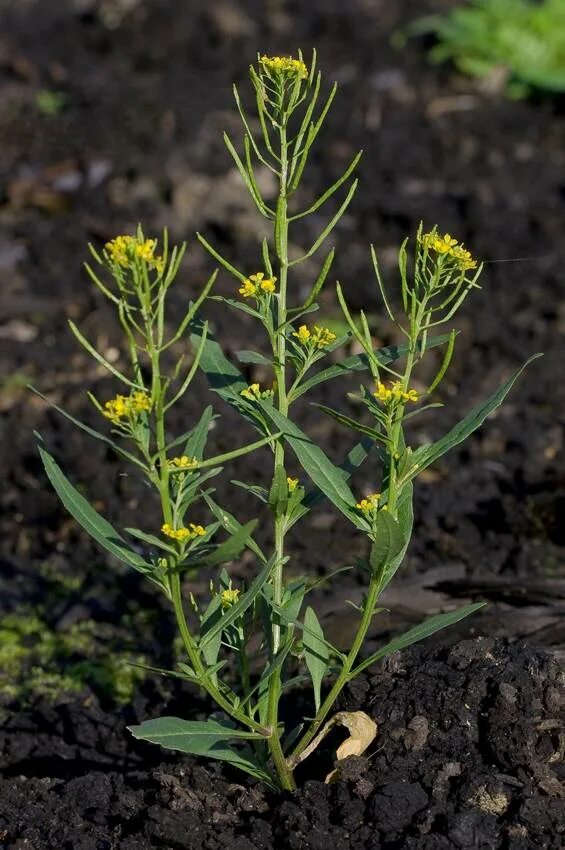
top-left (407, 0), bottom-right (565, 98)
top-left (0, 612), bottom-right (145, 705)
top-left (36, 52), bottom-right (539, 792)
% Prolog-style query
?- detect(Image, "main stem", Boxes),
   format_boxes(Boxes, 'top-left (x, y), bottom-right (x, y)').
top-left (265, 125), bottom-right (297, 791)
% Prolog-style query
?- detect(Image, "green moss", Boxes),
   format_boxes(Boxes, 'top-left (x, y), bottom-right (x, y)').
top-left (0, 611), bottom-right (146, 705)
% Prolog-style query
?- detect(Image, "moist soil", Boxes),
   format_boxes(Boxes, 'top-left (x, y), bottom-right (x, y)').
top-left (0, 0), bottom-right (564, 847)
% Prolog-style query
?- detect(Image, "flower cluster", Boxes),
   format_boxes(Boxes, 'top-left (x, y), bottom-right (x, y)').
top-left (292, 324), bottom-right (337, 349)
top-left (105, 235), bottom-right (164, 273)
top-left (239, 272), bottom-right (277, 299)
top-left (220, 587), bottom-right (241, 608)
top-left (240, 383), bottom-right (274, 401)
top-left (356, 493), bottom-right (381, 514)
top-left (420, 231), bottom-right (477, 272)
top-left (168, 455), bottom-right (198, 471)
top-left (374, 381), bottom-right (419, 405)
top-left (161, 522), bottom-right (206, 542)
top-left (103, 391), bottom-right (152, 423)
top-left (260, 55), bottom-right (308, 79)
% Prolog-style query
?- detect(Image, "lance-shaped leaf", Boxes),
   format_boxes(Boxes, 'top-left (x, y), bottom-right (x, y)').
top-left (379, 481), bottom-right (414, 591)
top-left (191, 321), bottom-right (248, 403)
top-left (350, 602), bottom-right (486, 677)
top-left (128, 717), bottom-right (275, 787)
top-left (261, 406), bottom-right (360, 525)
top-left (369, 510), bottom-right (406, 578)
top-left (37, 440), bottom-right (159, 585)
top-left (184, 405), bottom-right (217, 460)
top-left (405, 354), bottom-right (542, 484)
top-left (204, 494), bottom-right (267, 563)
top-left (303, 607), bottom-right (329, 713)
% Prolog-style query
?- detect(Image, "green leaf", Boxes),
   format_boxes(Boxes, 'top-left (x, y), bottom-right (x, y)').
top-left (127, 717), bottom-right (275, 787)
top-left (380, 480), bottom-right (414, 590)
top-left (231, 480), bottom-right (268, 503)
top-left (37, 439), bottom-right (158, 585)
top-left (203, 495), bottom-right (267, 563)
top-left (261, 406), bottom-right (359, 525)
top-left (184, 405), bottom-right (216, 460)
top-left (198, 520), bottom-right (258, 568)
top-left (303, 607), bottom-right (329, 712)
top-left (268, 463), bottom-right (289, 517)
top-left (125, 527), bottom-right (177, 556)
top-left (407, 355), bottom-right (542, 482)
top-left (314, 403), bottom-right (382, 441)
top-left (350, 602), bottom-right (486, 677)
top-left (191, 321), bottom-right (248, 406)
top-left (292, 334), bottom-right (453, 401)
top-left (236, 350), bottom-right (271, 366)
top-left (369, 511), bottom-right (406, 578)
top-left (200, 596), bottom-right (223, 674)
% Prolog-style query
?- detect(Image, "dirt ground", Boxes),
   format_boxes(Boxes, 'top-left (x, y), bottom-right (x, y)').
top-left (0, 0), bottom-right (563, 847)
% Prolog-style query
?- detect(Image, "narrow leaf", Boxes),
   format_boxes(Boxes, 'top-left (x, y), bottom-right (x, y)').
top-left (37, 440), bottom-right (157, 583)
top-left (350, 603), bottom-right (486, 677)
top-left (408, 355), bottom-right (542, 482)
top-left (303, 607), bottom-right (329, 712)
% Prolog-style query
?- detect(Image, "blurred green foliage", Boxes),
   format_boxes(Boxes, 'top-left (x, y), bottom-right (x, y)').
top-left (407, 0), bottom-right (565, 98)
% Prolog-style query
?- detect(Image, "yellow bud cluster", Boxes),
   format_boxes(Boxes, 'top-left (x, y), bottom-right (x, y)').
top-left (420, 231), bottom-right (477, 271)
top-left (220, 587), bottom-right (241, 608)
top-left (103, 391), bottom-right (152, 423)
top-left (240, 383), bottom-right (274, 401)
top-left (260, 55), bottom-right (308, 79)
top-left (374, 381), bottom-right (419, 405)
top-left (238, 272), bottom-right (277, 299)
top-left (356, 493), bottom-right (381, 513)
top-left (105, 235), bottom-right (164, 272)
top-left (161, 522), bottom-right (206, 542)
top-left (168, 455), bottom-right (198, 470)
top-left (292, 324), bottom-right (337, 349)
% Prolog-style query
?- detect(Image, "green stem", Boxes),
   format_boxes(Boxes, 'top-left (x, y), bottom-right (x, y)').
top-left (265, 124), bottom-right (297, 792)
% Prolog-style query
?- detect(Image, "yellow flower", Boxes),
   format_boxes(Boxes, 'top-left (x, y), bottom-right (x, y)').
top-left (287, 477), bottom-right (299, 492)
top-left (240, 383), bottom-right (274, 401)
top-left (220, 587), bottom-right (241, 608)
top-left (161, 522), bottom-right (206, 542)
top-left (260, 55), bottom-right (308, 79)
top-left (238, 272), bottom-right (277, 299)
top-left (103, 394), bottom-right (130, 421)
top-left (240, 383), bottom-right (261, 401)
top-left (239, 278), bottom-right (257, 298)
top-left (374, 381), bottom-right (393, 404)
top-left (374, 380), bottom-right (419, 405)
top-left (311, 326), bottom-right (337, 349)
top-left (260, 277), bottom-right (277, 293)
top-left (356, 493), bottom-right (381, 513)
top-left (293, 325), bottom-right (311, 344)
top-left (420, 230), bottom-right (477, 271)
top-left (105, 235), bottom-right (164, 272)
top-left (169, 455), bottom-right (198, 470)
top-left (129, 391), bottom-right (152, 413)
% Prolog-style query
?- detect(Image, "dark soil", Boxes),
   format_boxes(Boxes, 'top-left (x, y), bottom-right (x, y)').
top-left (1, 638), bottom-right (563, 849)
top-left (1, 0), bottom-right (564, 846)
